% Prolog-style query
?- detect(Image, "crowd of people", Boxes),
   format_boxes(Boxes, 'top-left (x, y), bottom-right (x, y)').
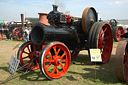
top-left (0, 21), bottom-right (32, 41)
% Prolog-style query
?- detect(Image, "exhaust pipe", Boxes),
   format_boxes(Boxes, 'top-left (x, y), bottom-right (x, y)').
top-left (21, 14), bottom-right (24, 27)
top-left (53, 5), bottom-right (58, 12)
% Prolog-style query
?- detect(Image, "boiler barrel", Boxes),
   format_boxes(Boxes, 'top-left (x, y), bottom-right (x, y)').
top-left (30, 23), bottom-right (78, 49)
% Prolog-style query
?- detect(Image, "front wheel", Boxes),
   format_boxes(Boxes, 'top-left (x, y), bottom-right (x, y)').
top-left (39, 42), bottom-right (71, 80)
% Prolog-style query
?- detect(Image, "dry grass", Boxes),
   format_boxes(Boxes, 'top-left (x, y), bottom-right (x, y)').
top-left (0, 40), bottom-right (127, 85)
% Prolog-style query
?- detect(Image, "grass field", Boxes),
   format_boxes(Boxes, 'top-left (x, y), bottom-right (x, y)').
top-left (0, 39), bottom-right (127, 85)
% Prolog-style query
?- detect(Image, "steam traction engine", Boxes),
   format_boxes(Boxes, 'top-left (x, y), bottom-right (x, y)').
top-left (12, 14), bottom-right (32, 40)
top-left (109, 19), bottom-right (124, 42)
top-left (0, 24), bottom-right (11, 40)
top-left (17, 5), bottom-right (113, 80)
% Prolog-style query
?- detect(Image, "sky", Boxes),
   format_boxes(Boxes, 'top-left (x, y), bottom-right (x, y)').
top-left (0, 0), bottom-right (128, 21)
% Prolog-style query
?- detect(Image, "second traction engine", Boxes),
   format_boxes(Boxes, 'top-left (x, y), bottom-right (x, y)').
top-left (17, 5), bottom-right (113, 80)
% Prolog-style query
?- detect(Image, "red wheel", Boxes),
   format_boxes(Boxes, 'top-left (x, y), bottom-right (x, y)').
top-left (39, 42), bottom-right (71, 80)
top-left (70, 50), bottom-right (79, 58)
top-left (0, 33), bottom-right (3, 40)
top-left (115, 39), bottom-right (128, 82)
top-left (17, 41), bottom-right (40, 70)
top-left (13, 28), bottom-right (20, 39)
top-left (88, 22), bottom-right (113, 63)
top-left (113, 26), bottom-right (124, 42)
top-left (16, 32), bottom-right (23, 40)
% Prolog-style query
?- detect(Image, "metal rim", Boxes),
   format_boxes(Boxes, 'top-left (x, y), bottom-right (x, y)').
top-left (88, 22), bottom-right (100, 48)
top-left (0, 33), bottom-right (3, 40)
top-left (70, 50), bottom-right (80, 58)
top-left (115, 39), bottom-right (128, 82)
top-left (18, 41), bottom-right (39, 70)
top-left (82, 7), bottom-right (97, 34)
top-left (97, 23), bottom-right (113, 63)
top-left (116, 26), bottom-right (124, 41)
top-left (39, 42), bottom-right (71, 80)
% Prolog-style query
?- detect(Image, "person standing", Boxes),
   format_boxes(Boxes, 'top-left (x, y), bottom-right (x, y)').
top-left (24, 27), bottom-right (29, 42)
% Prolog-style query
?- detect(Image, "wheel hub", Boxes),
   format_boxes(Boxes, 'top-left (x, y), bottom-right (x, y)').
top-left (57, 59), bottom-right (62, 64)
top-left (52, 56), bottom-right (62, 66)
top-left (29, 52), bottom-right (35, 59)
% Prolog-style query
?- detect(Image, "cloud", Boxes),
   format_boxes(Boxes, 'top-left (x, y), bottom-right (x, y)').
top-left (109, 0), bottom-right (128, 5)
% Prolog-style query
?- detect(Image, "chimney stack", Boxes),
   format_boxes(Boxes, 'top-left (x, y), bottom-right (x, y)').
top-left (21, 14), bottom-right (24, 27)
top-left (53, 5), bottom-right (58, 12)
top-left (38, 13), bottom-right (50, 26)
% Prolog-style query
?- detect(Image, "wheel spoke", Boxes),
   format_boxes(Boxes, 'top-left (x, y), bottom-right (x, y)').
top-left (62, 59), bottom-right (66, 62)
top-left (51, 66), bottom-right (56, 74)
top-left (103, 36), bottom-right (110, 41)
top-left (48, 52), bottom-right (53, 59)
top-left (60, 63), bottom-right (64, 70)
top-left (56, 67), bottom-right (59, 73)
top-left (23, 51), bottom-right (29, 54)
top-left (46, 63), bottom-right (51, 70)
top-left (22, 56), bottom-right (29, 59)
top-left (53, 47), bottom-right (57, 55)
top-left (44, 59), bottom-right (54, 63)
top-left (27, 46), bottom-right (31, 53)
top-left (101, 28), bottom-right (107, 35)
top-left (60, 52), bottom-right (66, 59)
top-left (56, 48), bottom-right (61, 55)
top-left (26, 59), bottom-right (32, 64)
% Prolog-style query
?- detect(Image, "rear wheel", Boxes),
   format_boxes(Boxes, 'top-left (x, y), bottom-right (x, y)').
top-left (88, 22), bottom-right (113, 63)
top-left (39, 42), bottom-right (71, 80)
